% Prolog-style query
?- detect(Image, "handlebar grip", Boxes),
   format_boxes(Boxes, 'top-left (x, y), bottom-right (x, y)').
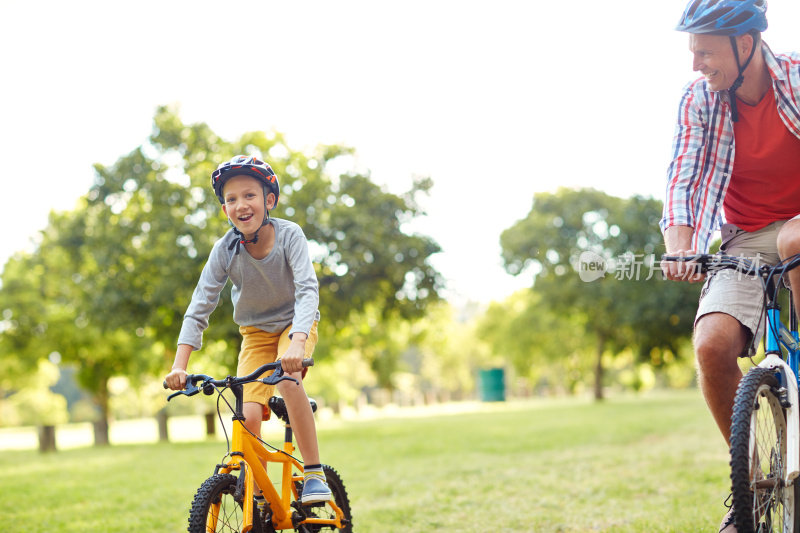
top-left (661, 254), bottom-right (704, 274)
top-left (163, 380), bottom-right (168, 389)
top-left (303, 358), bottom-right (314, 368)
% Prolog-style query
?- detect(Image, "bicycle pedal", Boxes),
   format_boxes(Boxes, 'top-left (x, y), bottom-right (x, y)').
top-left (302, 501), bottom-right (326, 508)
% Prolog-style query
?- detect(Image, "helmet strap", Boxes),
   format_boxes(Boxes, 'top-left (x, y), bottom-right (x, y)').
top-left (727, 34), bottom-right (758, 122)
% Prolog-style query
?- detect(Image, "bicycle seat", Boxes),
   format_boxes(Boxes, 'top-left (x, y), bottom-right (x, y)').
top-left (268, 396), bottom-right (318, 424)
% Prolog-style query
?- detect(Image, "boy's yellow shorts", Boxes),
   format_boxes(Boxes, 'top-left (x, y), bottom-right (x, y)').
top-left (236, 322), bottom-right (318, 405)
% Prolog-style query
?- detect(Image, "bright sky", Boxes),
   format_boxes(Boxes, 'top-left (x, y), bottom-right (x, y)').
top-left (2, 0), bottom-right (799, 305)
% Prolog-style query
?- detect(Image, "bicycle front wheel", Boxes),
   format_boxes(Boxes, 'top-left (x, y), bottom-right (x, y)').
top-left (730, 366), bottom-right (800, 533)
top-left (188, 473), bottom-right (263, 533)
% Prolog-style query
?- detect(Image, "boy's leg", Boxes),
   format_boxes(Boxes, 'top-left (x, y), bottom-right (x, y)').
top-left (238, 325), bottom-right (282, 418)
top-left (276, 322), bottom-right (321, 464)
top-left (276, 323), bottom-right (331, 503)
top-left (277, 374), bottom-right (320, 464)
top-left (242, 402), bottom-right (264, 436)
top-left (237, 326), bottom-right (281, 498)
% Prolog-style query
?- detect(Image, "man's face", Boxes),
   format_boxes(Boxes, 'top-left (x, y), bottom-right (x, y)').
top-left (689, 33), bottom-right (741, 92)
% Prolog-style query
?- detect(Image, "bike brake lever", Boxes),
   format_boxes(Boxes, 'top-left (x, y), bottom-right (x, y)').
top-left (260, 365), bottom-right (299, 386)
top-left (166, 384), bottom-right (201, 402)
top-left (262, 375), bottom-right (299, 386)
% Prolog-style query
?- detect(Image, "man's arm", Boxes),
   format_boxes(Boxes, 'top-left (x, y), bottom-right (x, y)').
top-left (662, 225), bottom-right (704, 282)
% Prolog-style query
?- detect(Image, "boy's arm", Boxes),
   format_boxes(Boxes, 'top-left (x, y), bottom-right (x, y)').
top-left (169, 239), bottom-right (230, 389)
top-left (165, 344), bottom-right (194, 390)
top-left (177, 240), bottom-right (230, 350)
top-left (284, 224), bottom-right (319, 339)
top-left (280, 332), bottom-right (308, 374)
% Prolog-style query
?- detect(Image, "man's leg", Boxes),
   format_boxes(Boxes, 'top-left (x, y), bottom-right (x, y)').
top-left (777, 219), bottom-right (800, 316)
top-left (694, 312), bottom-right (750, 445)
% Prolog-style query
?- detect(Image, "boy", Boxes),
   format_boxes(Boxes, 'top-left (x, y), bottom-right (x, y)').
top-left (164, 154), bottom-right (331, 504)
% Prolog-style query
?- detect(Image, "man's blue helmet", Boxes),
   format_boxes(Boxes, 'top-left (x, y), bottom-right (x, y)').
top-left (676, 0), bottom-right (767, 36)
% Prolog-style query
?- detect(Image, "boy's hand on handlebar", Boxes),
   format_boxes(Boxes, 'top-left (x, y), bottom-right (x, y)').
top-left (165, 368), bottom-right (188, 390)
top-left (661, 250), bottom-right (706, 283)
top-left (280, 333), bottom-right (311, 375)
top-left (280, 342), bottom-right (306, 375)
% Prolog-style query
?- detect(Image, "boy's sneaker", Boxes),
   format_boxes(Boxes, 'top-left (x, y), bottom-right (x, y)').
top-left (301, 477), bottom-right (332, 505)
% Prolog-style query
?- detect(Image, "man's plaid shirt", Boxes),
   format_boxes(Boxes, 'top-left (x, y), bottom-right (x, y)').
top-left (660, 43), bottom-right (800, 253)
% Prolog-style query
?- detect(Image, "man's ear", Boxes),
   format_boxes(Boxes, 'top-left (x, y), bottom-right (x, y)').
top-left (739, 33), bottom-right (755, 57)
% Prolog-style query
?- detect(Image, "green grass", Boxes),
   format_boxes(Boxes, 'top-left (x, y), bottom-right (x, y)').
top-left (0, 390), bottom-right (731, 532)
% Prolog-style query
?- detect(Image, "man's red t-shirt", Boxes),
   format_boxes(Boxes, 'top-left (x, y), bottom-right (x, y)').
top-left (723, 88), bottom-right (800, 231)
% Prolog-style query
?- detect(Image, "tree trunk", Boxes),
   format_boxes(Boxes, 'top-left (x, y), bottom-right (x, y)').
top-left (157, 408), bottom-right (169, 442)
top-left (38, 425), bottom-right (57, 453)
top-left (93, 380), bottom-right (110, 446)
top-left (594, 336), bottom-right (606, 401)
top-left (93, 419), bottom-right (110, 446)
top-left (205, 411), bottom-right (216, 438)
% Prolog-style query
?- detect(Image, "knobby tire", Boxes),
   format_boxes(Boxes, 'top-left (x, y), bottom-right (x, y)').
top-left (730, 366), bottom-right (800, 533)
top-left (187, 473), bottom-right (263, 533)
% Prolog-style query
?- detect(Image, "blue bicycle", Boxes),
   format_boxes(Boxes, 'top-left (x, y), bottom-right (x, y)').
top-left (664, 253), bottom-right (800, 533)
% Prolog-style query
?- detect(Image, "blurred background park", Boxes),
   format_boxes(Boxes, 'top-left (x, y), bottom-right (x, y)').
top-left (2, 1), bottom-right (800, 530)
top-left (1, 0), bottom-right (799, 445)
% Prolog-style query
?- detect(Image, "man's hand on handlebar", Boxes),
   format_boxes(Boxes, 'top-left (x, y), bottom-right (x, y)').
top-left (661, 250), bottom-right (706, 283)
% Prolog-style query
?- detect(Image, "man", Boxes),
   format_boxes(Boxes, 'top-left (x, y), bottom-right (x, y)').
top-left (660, 0), bottom-right (800, 531)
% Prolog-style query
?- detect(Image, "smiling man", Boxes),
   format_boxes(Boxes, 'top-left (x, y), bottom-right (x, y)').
top-left (658, 1), bottom-right (800, 532)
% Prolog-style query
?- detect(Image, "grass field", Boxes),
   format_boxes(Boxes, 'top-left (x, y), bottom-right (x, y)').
top-left (0, 390), bottom-right (732, 532)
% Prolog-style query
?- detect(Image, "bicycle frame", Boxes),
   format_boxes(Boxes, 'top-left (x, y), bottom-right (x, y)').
top-left (755, 283), bottom-right (800, 485)
top-left (212, 384), bottom-right (347, 532)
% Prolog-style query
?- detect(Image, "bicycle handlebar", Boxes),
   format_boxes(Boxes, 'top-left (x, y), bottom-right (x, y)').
top-left (661, 253), bottom-right (800, 277)
top-left (163, 358), bottom-right (314, 401)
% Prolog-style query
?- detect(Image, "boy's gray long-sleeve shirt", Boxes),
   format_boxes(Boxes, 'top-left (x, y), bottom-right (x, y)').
top-left (177, 218), bottom-right (320, 350)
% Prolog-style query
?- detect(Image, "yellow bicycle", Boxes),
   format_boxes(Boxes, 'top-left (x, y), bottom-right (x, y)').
top-left (166, 359), bottom-right (352, 532)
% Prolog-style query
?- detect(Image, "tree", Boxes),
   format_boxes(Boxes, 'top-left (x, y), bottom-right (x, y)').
top-left (499, 188), bottom-right (700, 400)
top-left (478, 289), bottom-right (589, 395)
top-left (0, 106), bottom-right (443, 441)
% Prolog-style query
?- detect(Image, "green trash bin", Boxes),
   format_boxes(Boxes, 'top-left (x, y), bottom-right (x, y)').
top-left (478, 368), bottom-right (505, 402)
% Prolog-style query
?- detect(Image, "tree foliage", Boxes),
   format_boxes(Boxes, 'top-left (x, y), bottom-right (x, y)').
top-left (498, 188), bottom-right (700, 399)
top-left (0, 105), bottom-right (442, 437)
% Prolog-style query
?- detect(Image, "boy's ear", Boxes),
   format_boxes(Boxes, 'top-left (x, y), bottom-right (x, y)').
top-left (266, 192), bottom-right (276, 210)
top-left (221, 204), bottom-right (229, 218)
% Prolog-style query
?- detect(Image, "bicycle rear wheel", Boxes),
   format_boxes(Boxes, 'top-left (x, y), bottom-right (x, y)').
top-left (188, 473), bottom-right (263, 533)
top-left (730, 366), bottom-right (800, 533)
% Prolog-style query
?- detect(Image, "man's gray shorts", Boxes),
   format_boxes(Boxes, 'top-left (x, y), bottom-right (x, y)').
top-left (695, 221), bottom-right (787, 355)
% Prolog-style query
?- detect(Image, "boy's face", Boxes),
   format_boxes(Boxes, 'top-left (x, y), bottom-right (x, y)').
top-left (221, 175), bottom-right (276, 234)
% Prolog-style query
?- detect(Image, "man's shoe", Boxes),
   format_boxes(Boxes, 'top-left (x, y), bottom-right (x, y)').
top-left (301, 477), bottom-right (332, 505)
top-left (719, 494), bottom-right (736, 533)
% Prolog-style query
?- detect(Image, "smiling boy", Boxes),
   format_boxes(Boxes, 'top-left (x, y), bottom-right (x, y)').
top-left (164, 155), bottom-right (331, 504)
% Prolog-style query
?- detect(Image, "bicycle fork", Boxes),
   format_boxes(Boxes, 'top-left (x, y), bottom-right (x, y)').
top-left (758, 351), bottom-right (800, 484)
